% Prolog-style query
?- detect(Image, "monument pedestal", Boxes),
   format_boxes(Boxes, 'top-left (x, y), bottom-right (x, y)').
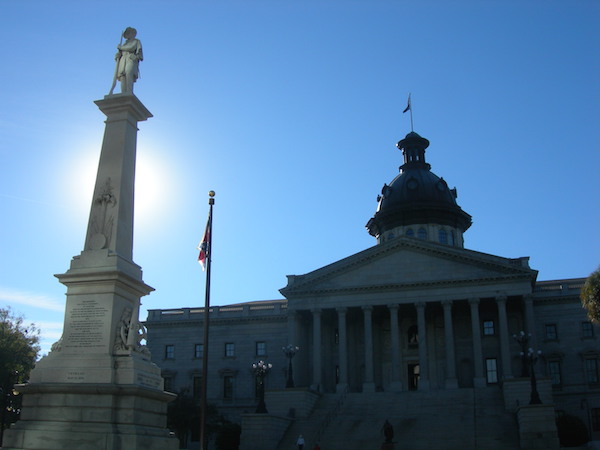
top-left (4, 383), bottom-right (175, 450)
top-left (2, 94), bottom-right (177, 449)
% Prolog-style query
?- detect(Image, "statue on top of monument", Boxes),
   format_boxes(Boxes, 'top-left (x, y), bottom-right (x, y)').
top-left (109, 27), bottom-right (143, 95)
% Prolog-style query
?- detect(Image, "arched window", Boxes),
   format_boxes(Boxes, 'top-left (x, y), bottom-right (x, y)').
top-left (439, 229), bottom-right (448, 245)
top-left (405, 228), bottom-right (414, 237)
top-left (417, 228), bottom-right (427, 240)
top-left (407, 325), bottom-right (418, 347)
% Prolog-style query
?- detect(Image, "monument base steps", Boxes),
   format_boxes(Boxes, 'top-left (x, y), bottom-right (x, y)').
top-left (2, 383), bottom-right (178, 450)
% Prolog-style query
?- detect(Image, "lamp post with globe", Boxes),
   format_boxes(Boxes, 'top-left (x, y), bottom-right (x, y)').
top-left (252, 360), bottom-right (272, 413)
top-left (513, 330), bottom-right (542, 405)
top-left (282, 345), bottom-right (299, 388)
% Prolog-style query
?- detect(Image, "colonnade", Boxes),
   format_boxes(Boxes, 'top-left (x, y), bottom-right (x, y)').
top-left (289, 295), bottom-right (535, 393)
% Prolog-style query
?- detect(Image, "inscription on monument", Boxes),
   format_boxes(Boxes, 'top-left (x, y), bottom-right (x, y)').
top-left (63, 299), bottom-right (110, 351)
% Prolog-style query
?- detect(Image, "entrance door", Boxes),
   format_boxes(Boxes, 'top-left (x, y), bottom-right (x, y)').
top-left (407, 363), bottom-right (420, 391)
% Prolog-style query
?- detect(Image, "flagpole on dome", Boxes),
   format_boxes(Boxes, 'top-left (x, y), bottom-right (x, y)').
top-left (403, 93), bottom-right (413, 131)
top-left (198, 190), bottom-right (215, 450)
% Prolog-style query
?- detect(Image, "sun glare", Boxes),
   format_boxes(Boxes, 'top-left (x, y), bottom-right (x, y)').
top-left (65, 144), bottom-right (176, 234)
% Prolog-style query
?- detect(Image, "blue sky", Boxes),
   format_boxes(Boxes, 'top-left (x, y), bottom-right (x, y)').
top-left (1, 1), bottom-right (599, 355)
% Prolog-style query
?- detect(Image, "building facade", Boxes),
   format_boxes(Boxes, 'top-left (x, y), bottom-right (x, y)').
top-left (145, 131), bottom-right (599, 446)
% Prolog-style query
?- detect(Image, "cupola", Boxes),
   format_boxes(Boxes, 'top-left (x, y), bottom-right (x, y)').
top-left (366, 132), bottom-right (472, 247)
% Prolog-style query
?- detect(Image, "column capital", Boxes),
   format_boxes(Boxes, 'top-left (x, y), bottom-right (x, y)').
top-left (311, 307), bottom-right (322, 314)
top-left (362, 305), bottom-right (373, 312)
top-left (441, 300), bottom-right (453, 309)
top-left (468, 298), bottom-right (480, 306)
top-left (415, 301), bottom-right (426, 310)
top-left (496, 295), bottom-right (508, 305)
top-left (336, 307), bottom-right (348, 314)
top-left (387, 303), bottom-right (399, 311)
top-left (523, 293), bottom-right (534, 304)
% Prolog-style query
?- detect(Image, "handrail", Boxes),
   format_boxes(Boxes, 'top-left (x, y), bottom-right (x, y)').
top-left (313, 385), bottom-right (349, 445)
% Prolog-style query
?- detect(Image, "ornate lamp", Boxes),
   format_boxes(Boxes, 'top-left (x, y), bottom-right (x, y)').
top-left (282, 345), bottom-right (299, 388)
top-left (252, 360), bottom-right (272, 413)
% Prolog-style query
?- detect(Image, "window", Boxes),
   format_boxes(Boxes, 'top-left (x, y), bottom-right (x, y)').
top-left (405, 228), bottom-right (414, 237)
top-left (592, 408), bottom-right (600, 432)
top-left (194, 343), bottom-right (203, 359)
top-left (407, 325), bottom-right (418, 347)
top-left (417, 228), bottom-right (427, 240)
top-left (165, 344), bottom-right (175, 359)
top-left (225, 343), bottom-right (235, 357)
top-left (486, 358), bottom-right (498, 384)
top-left (163, 376), bottom-right (173, 392)
top-left (582, 321), bottom-right (595, 338)
top-left (544, 324), bottom-right (558, 341)
top-left (256, 341), bottom-right (266, 356)
top-left (548, 361), bottom-right (562, 388)
top-left (584, 358), bottom-right (599, 384)
top-left (192, 375), bottom-right (202, 399)
top-left (483, 320), bottom-right (495, 336)
top-left (223, 375), bottom-right (234, 399)
top-left (438, 229), bottom-right (448, 245)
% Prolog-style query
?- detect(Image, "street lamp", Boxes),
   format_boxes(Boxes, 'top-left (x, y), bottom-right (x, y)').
top-left (513, 331), bottom-right (542, 404)
top-left (526, 347), bottom-right (543, 405)
top-left (252, 360), bottom-right (272, 414)
top-left (282, 345), bottom-right (299, 388)
top-left (513, 331), bottom-right (531, 377)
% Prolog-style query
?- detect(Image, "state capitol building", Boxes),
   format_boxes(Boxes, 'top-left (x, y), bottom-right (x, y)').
top-left (145, 130), bottom-right (597, 449)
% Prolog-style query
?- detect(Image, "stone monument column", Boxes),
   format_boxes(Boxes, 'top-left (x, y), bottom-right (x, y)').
top-left (469, 298), bottom-right (486, 387)
top-left (415, 302), bottom-right (430, 391)
top-left (388, 304), bottom-right (403, 392)
top-left (336, 307), bottom-right (349, 392)
top-left (311, 308), bottom-right (322, 392)
top-left (442, 300), bottom-right (458, 388)
top-left (3, 91), bottom-right (177, 449)
top-left (362, 305), bottom-right (376, 393)
top-left (496, 295), bottom-right (513, 379)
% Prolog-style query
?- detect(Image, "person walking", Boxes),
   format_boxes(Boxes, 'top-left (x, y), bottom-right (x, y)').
top-left (296, 434), bottom-right (305, 449)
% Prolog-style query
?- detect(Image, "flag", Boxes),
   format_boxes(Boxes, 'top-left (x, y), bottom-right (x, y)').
top-left (403, 94), bottom-right (411, 113)
top-left (197, 216), bottom-right (210, 270)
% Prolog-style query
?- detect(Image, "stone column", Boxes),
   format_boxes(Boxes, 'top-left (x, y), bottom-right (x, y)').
top-left (362, 306), bottom-right (376, 392)
top-left (469, 298), bottom-right (486, 387)
top-left (523, 294), bottom-right (537, 349)
top-left (415, 302), bottom-right (430, 391)
top-left (442, 300), bottom-right (458, 388)
top-left (336, 307), bottom-right (348, 392)
top-left (497, 295), bottom-right (513, 379)
top-left (311, 308), bottom-right (322, 392)
top-left (388, 304), bottom-right (403, 392)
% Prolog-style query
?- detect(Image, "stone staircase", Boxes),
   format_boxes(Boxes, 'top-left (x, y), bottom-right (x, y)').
top-left (276, 387), bottom-right (519, 450)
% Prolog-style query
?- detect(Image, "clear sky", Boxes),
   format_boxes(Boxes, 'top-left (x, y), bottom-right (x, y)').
top-left (1, 1), bottom-right (599, 355)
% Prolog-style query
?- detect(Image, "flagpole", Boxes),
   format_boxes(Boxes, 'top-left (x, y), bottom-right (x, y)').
top-left (199, 190), bottom-right (215, 450)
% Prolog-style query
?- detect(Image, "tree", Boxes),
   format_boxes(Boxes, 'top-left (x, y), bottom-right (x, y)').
top-left (581, 267), bottom-right (600, 324)
top-left (0, 308), bottom-right (40, 444)
top-left (556, 414), bottom-right (589, 447)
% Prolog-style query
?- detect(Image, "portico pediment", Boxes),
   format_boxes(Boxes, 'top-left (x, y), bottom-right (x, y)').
top-left (280, 237), bottom-right (537, 298)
